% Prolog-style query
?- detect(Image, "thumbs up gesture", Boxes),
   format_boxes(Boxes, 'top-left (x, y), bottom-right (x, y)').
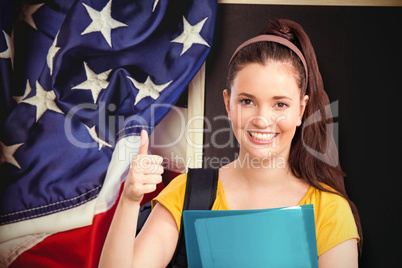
top-left (124, 130), bottom-right (164, 203)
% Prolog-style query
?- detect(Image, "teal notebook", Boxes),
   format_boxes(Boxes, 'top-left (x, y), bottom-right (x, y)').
top-left (183, 205), bottom-right (318, 268)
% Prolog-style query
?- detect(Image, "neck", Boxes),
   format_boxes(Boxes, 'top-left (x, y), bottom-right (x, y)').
top-left (232, 151), bottom-right (293, 187)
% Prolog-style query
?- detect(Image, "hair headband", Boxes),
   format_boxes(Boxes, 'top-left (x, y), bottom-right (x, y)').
top-left (229, 35), bottom-right (308, 86)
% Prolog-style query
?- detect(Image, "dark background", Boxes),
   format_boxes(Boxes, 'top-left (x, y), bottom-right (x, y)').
top-left (203, 4), bottom-right (402, 267)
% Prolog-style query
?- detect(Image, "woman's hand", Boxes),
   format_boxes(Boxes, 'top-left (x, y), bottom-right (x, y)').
top-left (123, 129), bottom-right (164, 203)
top-left (99, 130), bottom-right (167, 268)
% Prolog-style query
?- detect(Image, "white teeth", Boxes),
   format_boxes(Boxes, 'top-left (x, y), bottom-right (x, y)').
top-left (249, 131), bottom-right (276, 141)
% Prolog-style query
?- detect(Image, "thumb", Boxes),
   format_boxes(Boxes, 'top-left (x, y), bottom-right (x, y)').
top-left (138, 129), bottom-right (149, 155)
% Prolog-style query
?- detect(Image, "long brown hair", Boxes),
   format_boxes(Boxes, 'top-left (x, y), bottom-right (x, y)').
top-left (226, 18), bottom-right (363, 253)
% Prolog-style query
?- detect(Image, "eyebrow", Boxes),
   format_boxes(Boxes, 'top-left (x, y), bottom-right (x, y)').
top-left (273, 96), bottom-right (293, 101)
top-left (237, 92), bottom-right (255, 98)
top-left (237, 93), bottom-right (293, 101)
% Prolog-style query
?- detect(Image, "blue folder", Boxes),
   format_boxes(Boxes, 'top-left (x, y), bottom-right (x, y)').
top-left (183, 205), bottom-right (318, 268)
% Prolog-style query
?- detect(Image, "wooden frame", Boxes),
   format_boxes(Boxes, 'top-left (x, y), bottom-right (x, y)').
top-left (218, 0), bottom-right (402, 7)
top-left (186, 64), bottom-right (206, 168)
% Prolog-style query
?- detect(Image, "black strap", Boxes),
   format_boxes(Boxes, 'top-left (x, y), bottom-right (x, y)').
top-left (168, 168), bottom-right (218, 268)
top-left (136, 201), bottom-right (152, 236)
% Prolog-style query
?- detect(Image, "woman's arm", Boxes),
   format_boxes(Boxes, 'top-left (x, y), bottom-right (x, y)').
top-left (318, 239), bottom-right (358, 268)
top-left (99, 130), bottom-right (177, 268)
top-left (132, 202), bottom-right (179, 267)
top-left (98, 195), bottom-right (141, 268)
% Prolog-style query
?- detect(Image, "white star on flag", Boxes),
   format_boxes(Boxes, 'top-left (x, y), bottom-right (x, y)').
top-left (22, 81), bottom-right (64, 122)
top-left (13, 80), bottom-right (32, 104)
top-left (0, 30), bottom-right (14, 69)
top-left (72, 62), bottom-right (112, 103)
top-left (81, 0), bottom-right (128, 47)
top-left (84, 124), bottom-right (112, 150)
top-left (20, 2), bottom-right (44, 30)
top-left (47, 31), bottom-right (61, 75)
top-left (0, 141), bottom-right (23, 169)
top-left (127, 76), bottom-right (172, 106)
top-left (171, 16), bottom-right (209, 55)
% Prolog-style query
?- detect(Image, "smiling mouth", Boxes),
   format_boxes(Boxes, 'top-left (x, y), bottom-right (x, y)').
top-left (248, 131), bottom-right (278, 141)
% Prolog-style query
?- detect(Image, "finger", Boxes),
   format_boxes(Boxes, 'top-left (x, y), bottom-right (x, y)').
top-left (149, 155), bottom-right (163, 165)
top-left (138, 129), bottom-right (149, 155)
top-left (132, 165), bottom-right (163, 178)
top-left (135, 176), bottom-right (162, 192)
top-left (135, 154), bottom-right (163, 165)
top-left (131, 155), bottom-right (164, 171)
top-left (140, 165), bottom-right (164, 175)
top-left (139, 184), bottom-right (158, 194)
top-left (141, 174), bottom-right (163, 184)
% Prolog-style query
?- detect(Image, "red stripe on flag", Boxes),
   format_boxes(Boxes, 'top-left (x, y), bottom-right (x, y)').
top-left (11, 170), bottom-right (179, 268)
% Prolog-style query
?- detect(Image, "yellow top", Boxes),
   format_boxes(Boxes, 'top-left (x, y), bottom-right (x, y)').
top-left (152, 173), bottom-right (359, 256)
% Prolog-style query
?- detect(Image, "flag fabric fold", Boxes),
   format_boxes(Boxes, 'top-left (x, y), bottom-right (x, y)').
top-left (0, 0), bottom-right (217, 266)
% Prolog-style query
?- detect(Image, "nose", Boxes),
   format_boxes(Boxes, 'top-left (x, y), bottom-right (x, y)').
top-left (251, 115), bottom-right (271, 129)
top-left (251, 107), bottom-right (272, 129)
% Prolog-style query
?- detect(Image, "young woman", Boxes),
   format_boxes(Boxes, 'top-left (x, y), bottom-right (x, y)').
top-left (99, 18), bottom-right (362, 268)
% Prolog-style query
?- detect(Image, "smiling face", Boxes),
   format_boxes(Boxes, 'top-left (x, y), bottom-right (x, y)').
top-left (224, 61), bottom-right (308, 163)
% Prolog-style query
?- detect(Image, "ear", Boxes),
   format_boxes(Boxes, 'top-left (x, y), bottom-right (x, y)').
top-left (223, 89), bottom-right (231, 119)
top-left (297, 95), bottom-right (309, 126)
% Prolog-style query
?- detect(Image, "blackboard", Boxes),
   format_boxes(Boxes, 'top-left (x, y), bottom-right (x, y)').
top-left (204, 4), bottom-right (402, 267)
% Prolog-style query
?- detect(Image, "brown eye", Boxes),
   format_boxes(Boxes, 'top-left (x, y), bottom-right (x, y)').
top-left (239, 99), bottom-right (253, 105)
top-left (275, 102), bottom-right (289, 109)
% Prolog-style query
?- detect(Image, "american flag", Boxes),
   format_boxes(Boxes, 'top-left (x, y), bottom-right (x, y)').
top-left (0, 0), bottom-right (217, 266)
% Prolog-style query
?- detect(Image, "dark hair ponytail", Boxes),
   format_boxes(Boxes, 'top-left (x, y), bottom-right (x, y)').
top-left (262, 18), bottom-right (363, 254)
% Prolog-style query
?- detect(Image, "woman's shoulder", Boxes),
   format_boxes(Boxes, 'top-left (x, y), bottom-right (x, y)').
top-left (302, 183), bottom-right (359, 256)
top-left (301, 183), bottom-right (348, 205)
top-left (300, 182), bottom-right (354, 223)
top-left (151, 173), bottom-right (188, 230)
top-left (153, 172), bottom-right (187, 202)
